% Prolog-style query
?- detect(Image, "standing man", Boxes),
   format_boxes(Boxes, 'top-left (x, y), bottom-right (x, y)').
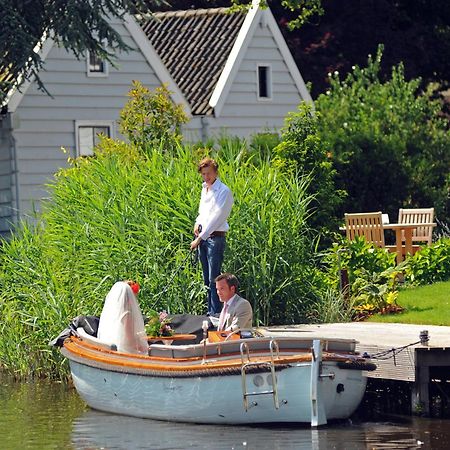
top-left (215, 273), bottom-right (253, 331)
top-left (190, 157), bottom-right (233, 315)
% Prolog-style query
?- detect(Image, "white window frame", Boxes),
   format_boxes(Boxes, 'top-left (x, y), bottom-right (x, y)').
top-left (256, 64), bottom-right (272, 101)
top-left (75, 120), bottom-right (115, 156)
top-left (86, 49), bottom-right (109, 77)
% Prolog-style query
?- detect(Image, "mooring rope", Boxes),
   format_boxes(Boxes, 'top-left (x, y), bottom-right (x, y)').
top-left (363, 339), bottom-right (423, 366)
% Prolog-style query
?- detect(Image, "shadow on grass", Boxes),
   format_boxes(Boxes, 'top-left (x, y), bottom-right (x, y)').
top-left (402, 306), bottom-right (434, 313)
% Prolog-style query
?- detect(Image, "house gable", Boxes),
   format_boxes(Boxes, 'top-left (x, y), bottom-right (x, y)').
top-left (210, 4), bottom-right (312, 117)
top-left (3, 15), bottom-right (190, 115)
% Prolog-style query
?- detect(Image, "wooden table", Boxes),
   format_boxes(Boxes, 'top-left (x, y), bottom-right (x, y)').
top-left (383, 222), bottom-right (436, 263)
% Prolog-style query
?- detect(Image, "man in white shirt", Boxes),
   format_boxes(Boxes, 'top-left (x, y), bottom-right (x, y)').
top-left (215, 273), bottom-right (253, 331)
top-left (190, 157), bottom-right (233, 315)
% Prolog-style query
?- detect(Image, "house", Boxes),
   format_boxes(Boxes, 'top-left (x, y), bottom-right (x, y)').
top-left (0, 2), bottom-right (312, 236)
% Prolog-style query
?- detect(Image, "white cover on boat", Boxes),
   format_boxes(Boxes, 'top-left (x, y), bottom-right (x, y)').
top-left (97, 281), bottom-right (147, 354)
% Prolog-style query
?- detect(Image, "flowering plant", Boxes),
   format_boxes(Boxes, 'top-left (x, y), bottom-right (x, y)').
top-left (145, 310), bottom-right (174, 337)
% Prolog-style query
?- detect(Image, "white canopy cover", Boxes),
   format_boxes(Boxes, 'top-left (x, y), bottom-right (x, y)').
top-left (97, 281), bottom-right (147, 354)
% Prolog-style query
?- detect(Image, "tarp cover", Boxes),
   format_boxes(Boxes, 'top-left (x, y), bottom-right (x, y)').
top-left (169, 314), bottom-right (215, 344)
top-left (97, 281), bottom-right (148, 354)
top-left (49, 315), bottom-right (99, 347)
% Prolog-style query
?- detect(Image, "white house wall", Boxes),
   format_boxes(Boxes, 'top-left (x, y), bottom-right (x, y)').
top-left (11, 19), bottom-right (161, 220)
top-left (191, 20), bottom-right (304, 139)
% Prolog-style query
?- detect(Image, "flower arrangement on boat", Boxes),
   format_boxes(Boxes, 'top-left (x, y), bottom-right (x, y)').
top-left (145, 310), bottom-right (174, 337)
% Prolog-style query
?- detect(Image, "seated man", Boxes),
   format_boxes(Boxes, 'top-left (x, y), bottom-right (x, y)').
top-left (97, 281), bottom-right (148, 354)
top-left (215, 273), bottom-right (253, 332)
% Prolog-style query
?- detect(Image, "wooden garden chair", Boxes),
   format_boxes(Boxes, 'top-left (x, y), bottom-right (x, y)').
top-left (344, 211), bottom-right (385, 248)
top-left (398, 207), bottom-right (435, 253)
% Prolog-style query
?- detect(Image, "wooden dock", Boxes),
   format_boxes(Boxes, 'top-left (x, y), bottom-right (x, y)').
top-left (259, 322), bottom-right (450, 415)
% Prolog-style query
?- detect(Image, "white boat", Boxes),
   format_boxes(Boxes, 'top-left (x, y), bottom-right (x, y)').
top-left (61, 328), bottom-right (375, 426)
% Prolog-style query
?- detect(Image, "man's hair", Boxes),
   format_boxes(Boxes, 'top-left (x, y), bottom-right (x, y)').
top-left (215, 272), bottom-right (239, 291)
top-left (198, 157), bottom-right (219, 173)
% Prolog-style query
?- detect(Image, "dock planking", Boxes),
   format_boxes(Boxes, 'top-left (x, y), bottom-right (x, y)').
top-left (259, 322), bottom-right (450, 415)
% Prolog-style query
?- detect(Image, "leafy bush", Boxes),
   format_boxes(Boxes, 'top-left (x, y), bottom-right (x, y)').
top-left (316, 45), bottom-right (450, 224)
top-left (404, 238), bottom-right (450, 285)
top-left (273, 102), bottom-right (344, 239)
top-left (319, 236), bottom-right (400, 319)
top-left (322, 236), bottom-right (397, 287)
top-left (119, 81), bottom-right (188, 154)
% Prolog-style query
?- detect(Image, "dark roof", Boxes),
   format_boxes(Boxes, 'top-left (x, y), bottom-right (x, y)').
top-left (141, 8), bottom-right (246, 116)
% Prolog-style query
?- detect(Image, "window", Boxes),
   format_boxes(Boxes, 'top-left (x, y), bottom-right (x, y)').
top-left (86, 50), bottom-right (108, 77)
top-left (75, 121), bottom-right (114, 156)
top-left (257, 65), bottom-right (272, 100)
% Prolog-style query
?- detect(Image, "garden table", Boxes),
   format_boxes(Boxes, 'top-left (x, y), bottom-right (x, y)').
top-left (383, 222), bottom-right (436, 264)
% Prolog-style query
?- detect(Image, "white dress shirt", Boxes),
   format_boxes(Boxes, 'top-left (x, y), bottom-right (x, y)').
top-left (195, 178), bottom-right (233, 240)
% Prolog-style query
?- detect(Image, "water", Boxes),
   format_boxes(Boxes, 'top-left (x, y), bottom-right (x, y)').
top-left (1, 374), bottom-right (450, 449)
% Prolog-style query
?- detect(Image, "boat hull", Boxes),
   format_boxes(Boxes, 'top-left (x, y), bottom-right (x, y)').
top-left (68, 357), bottom-right (367, 424)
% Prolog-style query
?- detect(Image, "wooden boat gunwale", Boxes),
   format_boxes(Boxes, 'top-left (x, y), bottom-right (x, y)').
top-left (62, 334), bottom-right (373, 377)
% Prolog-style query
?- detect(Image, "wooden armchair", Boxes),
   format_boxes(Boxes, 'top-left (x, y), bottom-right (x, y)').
top-left (398, 207), bottom-right (435, 252)
top-left (344, 212), bottom-right (385, 247)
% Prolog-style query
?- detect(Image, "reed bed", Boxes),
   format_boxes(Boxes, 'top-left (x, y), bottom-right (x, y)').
top-left (0, 138), bottom-right (317, 379)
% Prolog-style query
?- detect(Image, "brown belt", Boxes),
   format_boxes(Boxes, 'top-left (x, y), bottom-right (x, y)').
top-left (209, 231), bottom-right (226, 238)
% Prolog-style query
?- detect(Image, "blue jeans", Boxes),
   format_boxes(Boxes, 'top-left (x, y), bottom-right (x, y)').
top-left (199, 236), bottom-right (226, 315)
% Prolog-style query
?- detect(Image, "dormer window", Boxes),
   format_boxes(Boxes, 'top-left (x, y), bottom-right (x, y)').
top-left (87, 50), bottom-right (108, 77)
top-left (257, 64), bottom-right (272, 100)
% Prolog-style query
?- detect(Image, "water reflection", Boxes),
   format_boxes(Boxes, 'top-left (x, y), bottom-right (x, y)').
top-left (1, 375), bottom-right (450, 450)
top-left (71, 410), bottom-right (432, 450)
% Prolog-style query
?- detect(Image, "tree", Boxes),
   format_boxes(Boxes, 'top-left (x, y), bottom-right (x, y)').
top-left (119, 81), bottom-right (188, 154)
top-left (316, 46), bottom-right (450, 224)
top-left (0, 0), bottom-right (165, 105)
top-left (273, 102), bottom-right (344, 239)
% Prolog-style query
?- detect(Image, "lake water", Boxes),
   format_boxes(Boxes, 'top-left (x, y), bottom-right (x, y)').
top-left (1, 374), bottom-right (450, 449)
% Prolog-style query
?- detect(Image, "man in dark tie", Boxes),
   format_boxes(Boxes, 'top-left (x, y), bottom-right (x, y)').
top-left (215, 273), bottom-right (253, 332)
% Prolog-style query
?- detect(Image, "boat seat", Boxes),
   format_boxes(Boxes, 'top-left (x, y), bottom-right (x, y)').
top-left (76, 327), bottom-right (118, 351)
top-left (148, 337), bottom-right (354, 359)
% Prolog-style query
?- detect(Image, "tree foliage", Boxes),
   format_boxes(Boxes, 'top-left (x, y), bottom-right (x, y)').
top-left (119, 81), bottom-right (188, 154)
top-left (0, 0), bottom-right (164, 104)
top-left (273, 102), bottom-right (344, 238)
top-left (316, 45), bottom-right (450, 224)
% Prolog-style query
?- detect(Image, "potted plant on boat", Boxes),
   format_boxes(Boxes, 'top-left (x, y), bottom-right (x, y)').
top-left (145, 310), bottom-right (175, 345)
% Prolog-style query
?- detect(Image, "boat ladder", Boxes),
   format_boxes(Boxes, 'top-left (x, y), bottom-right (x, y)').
top-left (240, 340), bottom-right (280, 411)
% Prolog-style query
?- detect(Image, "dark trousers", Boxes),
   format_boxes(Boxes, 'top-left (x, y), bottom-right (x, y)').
top-left (199, 236), bottom-right (226, 315)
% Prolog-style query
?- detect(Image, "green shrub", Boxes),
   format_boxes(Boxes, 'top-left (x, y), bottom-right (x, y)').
top-left (273, 102), bottom-right (345, 240)
top-left (322, 235), bottom-right (397, 287)
top-left (119, 81), bottom-right (188, 155)
top-left (316, 45), bottom-right (450, 224)
top-left (319, 236), bottom-right (400, 318)
top-left (404, 238), bottom-right (450, 285)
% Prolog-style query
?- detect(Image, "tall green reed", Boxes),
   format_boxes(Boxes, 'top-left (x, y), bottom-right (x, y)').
top-left (0, 138), bottom-right (316, 379)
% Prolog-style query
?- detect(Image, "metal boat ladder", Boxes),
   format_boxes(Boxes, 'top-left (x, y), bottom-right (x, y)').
top-left (240, 340), bottom-right (280, 411)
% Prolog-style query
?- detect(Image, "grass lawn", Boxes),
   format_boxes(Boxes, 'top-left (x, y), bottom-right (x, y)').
top-left (367, 280), bottom-right (450, 326)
